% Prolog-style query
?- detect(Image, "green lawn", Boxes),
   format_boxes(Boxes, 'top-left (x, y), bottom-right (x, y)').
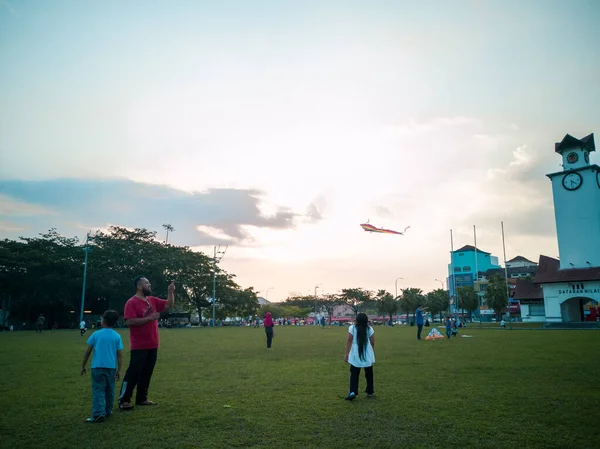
top-left (464, 321), bottom-right (546, 329)
top-left (0, 325), bottom-right (598, 448)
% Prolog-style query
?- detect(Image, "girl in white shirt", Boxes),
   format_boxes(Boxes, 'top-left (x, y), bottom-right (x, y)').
top-left (344, 312), bottom-right (375, 400)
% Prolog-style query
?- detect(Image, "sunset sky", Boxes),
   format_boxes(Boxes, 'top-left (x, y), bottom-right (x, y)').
top-left (1, 0), bottom-right (599, 301)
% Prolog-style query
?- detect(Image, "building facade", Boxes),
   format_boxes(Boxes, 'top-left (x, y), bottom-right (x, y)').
top-left (447, 245), bottom-right (501, 293)
top-left (517, 133), bottom-right (600, 323)
top-left (506, 256), bottom-right (538, 269)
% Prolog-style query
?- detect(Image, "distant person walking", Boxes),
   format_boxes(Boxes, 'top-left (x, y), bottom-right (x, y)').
top-left (415, 304), bottom-right (427, 340)
top-left (36, 314), bottom-right (45, 333)
top-left (445, 316), bottom-right (452, 339)
top-left (118, 276), bottom-right (174, 411)
top-left (344, 312), bottom-right (375, 400)
top-left (80, 320), bottom-right (87, 336)
top-left (80, 310), bottom-right (123, 423)
top-left (264, 312), bottom-right (275, 350)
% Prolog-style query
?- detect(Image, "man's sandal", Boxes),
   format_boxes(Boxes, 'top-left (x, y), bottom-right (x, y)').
top-left (119, 402), bottom-right (134, 410)
top-left (136, 400), bottom-right (158, 406)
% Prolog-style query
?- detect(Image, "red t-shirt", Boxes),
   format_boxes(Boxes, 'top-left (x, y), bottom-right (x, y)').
top-left (124, 295), bottom-right (167, 350)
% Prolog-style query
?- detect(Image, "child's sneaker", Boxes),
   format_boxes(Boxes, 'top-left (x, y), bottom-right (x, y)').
top-left (344, 392), bottom-right (356, 401)
top-left (85, 415), bottom-right (105, 423)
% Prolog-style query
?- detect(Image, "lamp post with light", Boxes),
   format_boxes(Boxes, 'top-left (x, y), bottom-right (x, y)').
top-left (395, 277), bottom-right (403, 299)
top-left (314, 284), bottom-right (322, 324)
top-left (79, 232), bottom-right (92, 324)
top-left (211, 245), bottom-right (228, 326)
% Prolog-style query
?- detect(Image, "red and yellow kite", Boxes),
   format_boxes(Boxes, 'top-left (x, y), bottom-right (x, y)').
top-left (360, 222), bottom-right (410, 235)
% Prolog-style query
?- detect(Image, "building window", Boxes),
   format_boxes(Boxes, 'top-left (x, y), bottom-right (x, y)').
top-left (463, 266), bottom-right (471, 272)
top-left (454, 267), bottom-right (461, 273)
top-left (529, 304), bottom-right (545, 316)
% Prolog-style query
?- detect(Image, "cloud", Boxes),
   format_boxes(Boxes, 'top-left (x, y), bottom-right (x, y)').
top-left (0, 194), bottom-right (57, 217)
top-left (389, 116), bottom-right (481, 135)
top-left (510, 144), bottom-right (532, 168)
top-left (0, 178), bottom-right (322, 245)
top-left (374, 205), bottom-right (393, 218)
top-left (1, 0), bottom-right (16, 16)
top-left (0, 220), bottom-right (26, 232)
top-left (463, 143), bottom-right (556, 238)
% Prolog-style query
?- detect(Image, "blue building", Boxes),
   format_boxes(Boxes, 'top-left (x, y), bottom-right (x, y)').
top-left (447, 245), bottom-right (502, 305)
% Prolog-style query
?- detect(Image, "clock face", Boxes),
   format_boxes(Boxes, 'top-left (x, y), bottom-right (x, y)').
top-left (567, 152), bottom-right (579, 164)
top-left (562, 172), bottom-right (582, 191)
top-left (585, 152), bottom-right (590, 163)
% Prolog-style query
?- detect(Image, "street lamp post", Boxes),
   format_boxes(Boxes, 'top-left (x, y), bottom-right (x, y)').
top-left (211, 245), bottom-right (228, 327)
top-left (212, 265), bottom-right (216, 325)
top-left (266, 287), bottom-right (274, 302)
top-left (79, 232), bottom-right (92, 324)
top-left (314, 284), bottom-right (322, 325)
top-left (437, 277), bottom-right (452, 315)
top-left (395, 277), bottom-right (403, 299)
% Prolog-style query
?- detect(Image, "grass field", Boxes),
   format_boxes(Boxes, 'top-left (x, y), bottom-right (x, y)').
top-left (0, 325), bottom-right (598, 448)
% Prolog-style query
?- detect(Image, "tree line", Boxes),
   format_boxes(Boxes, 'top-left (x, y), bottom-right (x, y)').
top-left (0, 227), bottom-right (258, 327)
top-left (263, 280), bottom-right (508, 324)
top-left (0, 227), bottom-right (510, 328)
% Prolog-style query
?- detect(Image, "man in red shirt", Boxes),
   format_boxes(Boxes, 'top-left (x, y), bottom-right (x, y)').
top-left (118, 276), bottom-right (175, 410)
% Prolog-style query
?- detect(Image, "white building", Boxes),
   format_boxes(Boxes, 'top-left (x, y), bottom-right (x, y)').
top-left (505, 256), bottom-right (538, 269)
top-left (516, 133), bottom-right (600, 323)
top-left (257, 296), bottom-right (271, 306)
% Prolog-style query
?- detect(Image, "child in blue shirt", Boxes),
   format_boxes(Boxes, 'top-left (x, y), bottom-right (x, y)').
top-left (445, 317), bottom-right (452, 339)
top-left (81, 310), bottom-right (124, 423)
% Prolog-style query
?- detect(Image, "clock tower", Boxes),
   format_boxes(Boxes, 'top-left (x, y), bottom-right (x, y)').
top-left (547, 133), bottom-right (599, 269)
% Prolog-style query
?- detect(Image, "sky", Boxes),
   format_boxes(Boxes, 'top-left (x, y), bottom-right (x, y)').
top-left (1, 0), bottom-right (599, 301)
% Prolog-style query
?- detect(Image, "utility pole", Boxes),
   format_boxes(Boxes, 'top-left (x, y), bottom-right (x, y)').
top-left (501, 221), bottom-right (512, 330)
top-left (79, 232), bottom-right (92, 324)
top-left (211, 245), bottom-right (228, 327)
top-left (450, 229), bottom-right (457, 317)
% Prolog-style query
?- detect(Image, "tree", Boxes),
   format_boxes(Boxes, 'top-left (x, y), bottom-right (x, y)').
top-left (0, 226), bottom-right (258, 328)
top-left (221, 287), bottom-right (260, 318)
top-left (399, 288), bottom-right (425, 325)
top-left (162, 224), bottom-right (175, 244)
top-left (339, 288), bottom-right (373, 316)
top-left (425, 289), bottom-right (450, 321)
top-left (281, 305), bottom-right (312, 319)
top-left (485, 275), bottom-right (508, 320)
top-left (0, 229), bottom-right (82, 327)
top-left (259, 304), bottom-right (311, 320)
top-left (375, 290), bottom-right (398, 324)
top-left (259, 304), bottom-right (281, 319)
top-left (320, 293), bottom-right (342, 323)
top-left (283, 295), bottom-right (316, 310)
top-left (457, 286), bottom-right (479, 321)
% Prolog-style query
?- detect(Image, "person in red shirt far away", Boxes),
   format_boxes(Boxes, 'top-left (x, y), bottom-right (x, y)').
top-left (118, 276), bottom-right (175, 411)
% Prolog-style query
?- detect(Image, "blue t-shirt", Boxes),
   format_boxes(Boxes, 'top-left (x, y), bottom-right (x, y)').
top-left (416, 308), bottom-right (424, 325)
top-left (87, 328), bottom-right (124, 369)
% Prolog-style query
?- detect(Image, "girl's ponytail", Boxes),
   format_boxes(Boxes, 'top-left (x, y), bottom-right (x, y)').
top-left (355, 312), bottom-right (369, 361)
